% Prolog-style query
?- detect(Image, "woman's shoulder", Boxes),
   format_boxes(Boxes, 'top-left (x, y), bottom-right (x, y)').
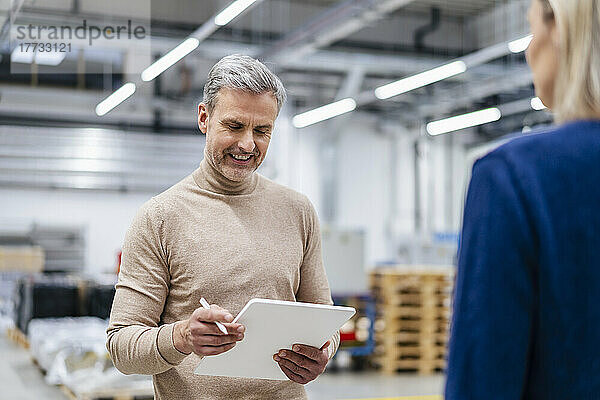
top-left (480, 120), bottom-right (600, 168)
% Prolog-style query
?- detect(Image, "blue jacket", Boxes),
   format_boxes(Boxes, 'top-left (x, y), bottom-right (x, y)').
top-left (445, 120), bottom-right (600, 399)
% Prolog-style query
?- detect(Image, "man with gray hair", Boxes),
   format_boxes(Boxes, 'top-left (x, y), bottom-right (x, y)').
top-left (107, 55), bottom-right (339, 399)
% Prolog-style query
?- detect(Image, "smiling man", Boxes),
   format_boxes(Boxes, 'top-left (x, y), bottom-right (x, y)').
top-left (106, 55), bottom-right (339, 400)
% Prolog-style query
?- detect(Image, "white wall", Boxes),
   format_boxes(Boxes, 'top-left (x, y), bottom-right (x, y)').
top-left (268, 112), bottom-right (322, 213)
top-left (334, 117), bottom-right (394, 266)
top-left (288, 113), bottom-right (470, 268)
top-left (451, 135), bottom-right (469, 230)
top-left (392, 131), bottom-right (416, 236)
top-left (426, 134), bottom-right (468, 233)
top-left (0, 188), bottom-right (152, 272)
top-left (285, 114), bottom-right (394, 267)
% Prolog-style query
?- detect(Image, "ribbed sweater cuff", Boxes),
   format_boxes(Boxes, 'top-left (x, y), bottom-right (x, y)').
top-left (157, 323), bottom-right (189, 366)
top-left (327, 331), bottom-right (340, 360)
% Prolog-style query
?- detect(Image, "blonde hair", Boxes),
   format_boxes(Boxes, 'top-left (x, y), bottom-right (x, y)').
top-left (540, 0), bottom-right (600, 122)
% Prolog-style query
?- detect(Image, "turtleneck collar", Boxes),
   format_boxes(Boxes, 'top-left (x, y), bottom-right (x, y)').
top-left (192, 151), bottom-right (259, 195)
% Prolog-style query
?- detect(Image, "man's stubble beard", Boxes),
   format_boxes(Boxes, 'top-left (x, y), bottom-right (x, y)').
top-left (211, 149), bottom-right (261, 182)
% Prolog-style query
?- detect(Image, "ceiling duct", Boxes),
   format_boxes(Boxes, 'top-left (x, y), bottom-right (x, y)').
top-left (261, 0), bottom-right (416, 64)
top-left (414, 7), bottom-right (441, 53)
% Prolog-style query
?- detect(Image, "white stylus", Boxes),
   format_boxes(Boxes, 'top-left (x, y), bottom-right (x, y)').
top-left (199, 297), bottom-right (229, 335)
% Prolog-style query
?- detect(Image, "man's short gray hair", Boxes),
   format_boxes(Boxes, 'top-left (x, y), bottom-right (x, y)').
top-left (203, 54), bottom-right (287, 114)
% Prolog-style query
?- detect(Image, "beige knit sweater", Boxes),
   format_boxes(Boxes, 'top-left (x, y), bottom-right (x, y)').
top-left (107, 157), bottom-right (339, 399)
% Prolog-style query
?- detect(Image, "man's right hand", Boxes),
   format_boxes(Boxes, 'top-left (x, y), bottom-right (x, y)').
top-left (173, 304), bottom-right (245, 357)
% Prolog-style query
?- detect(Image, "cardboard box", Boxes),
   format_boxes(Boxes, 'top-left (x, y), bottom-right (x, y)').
top-left (0, 246), bottom-right (45, 273)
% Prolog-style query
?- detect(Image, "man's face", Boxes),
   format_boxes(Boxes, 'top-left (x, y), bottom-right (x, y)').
top-left (198, 87), bottom-right (278, 182)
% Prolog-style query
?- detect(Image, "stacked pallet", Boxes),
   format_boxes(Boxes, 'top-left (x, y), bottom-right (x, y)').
top-left (6, 326), bottom-right (30, 349)
top-left (370, 266), bottom-right (454, 375)
top-left (0, 246), bottom-right (44, 273)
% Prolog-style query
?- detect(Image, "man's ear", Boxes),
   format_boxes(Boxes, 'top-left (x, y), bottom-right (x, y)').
top-left (198, 103), bottom-right (209, 134)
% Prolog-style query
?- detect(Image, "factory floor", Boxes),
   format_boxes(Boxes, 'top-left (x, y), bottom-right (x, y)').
top-left (1, 333), bottom-right (444, 400)
top-left (1, 332), bottom-right (66, 400)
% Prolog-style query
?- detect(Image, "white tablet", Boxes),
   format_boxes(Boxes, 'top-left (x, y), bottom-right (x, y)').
top-left (194, 298), bottom-right (356, 380)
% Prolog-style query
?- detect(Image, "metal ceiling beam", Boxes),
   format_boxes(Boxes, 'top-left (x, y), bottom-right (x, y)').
top-left (0, 85), bottom-right (194, 126)
top-left (3, 2), bottom-right (533, 124)
top-left (291, 34), bottom-right (535, 119)
top-left (418, 67), bottom-right (533, 118)
top-left (261, 0), bottom-right (417, 63)
top-left (4, 10), bottom-right (523, 80)
top-left (188, 0), bottom-right (267, 43)
top-left (193, 39), bottom-right (522, 81)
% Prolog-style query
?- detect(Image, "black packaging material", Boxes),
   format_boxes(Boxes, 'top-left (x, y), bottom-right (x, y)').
top-left (16, 275), bottom-right (80, 333)
top-left (85, 283), bottom-right (116, 320)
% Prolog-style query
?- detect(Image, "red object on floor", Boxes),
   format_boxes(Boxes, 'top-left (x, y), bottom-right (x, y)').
top-left (115, 250), bottom-right (122, 275)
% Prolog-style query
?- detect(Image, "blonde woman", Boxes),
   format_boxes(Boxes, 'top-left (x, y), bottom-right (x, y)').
top-left (446, 0), bottom-right (600, 398)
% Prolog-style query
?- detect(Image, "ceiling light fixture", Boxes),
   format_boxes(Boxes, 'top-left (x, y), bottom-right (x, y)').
top-left (141, 37), bottom-right (200, 82)
top-left (95, 83), bottom-right (136, 116)
top-left (215, 0), bottom-right (258, 26)
top-left (426, 107), bottom-right (502, 136)
top-left (292, 98), bottom-right (357, 128)
top-left (11, 47), bottom-right (66, 66)
top-left (508, 34), bottom-right (533, 53)
top-left (530, 97), bottom-right (547, 111)
top-left (375, 61), bottom-right (467, 100)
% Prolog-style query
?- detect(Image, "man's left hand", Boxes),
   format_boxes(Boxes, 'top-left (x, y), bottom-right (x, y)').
top-left (273, 341), bottom-right (330, 384)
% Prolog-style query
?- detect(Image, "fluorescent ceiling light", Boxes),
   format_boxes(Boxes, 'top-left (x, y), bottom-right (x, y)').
top-left (508, 34), bottom-right (533, 53)
top-left (141, 37), bottom-right (200, 82)
top-left (530, 97), bottom-right (547, 111)
top-left (11, 47), bottom-right (66, 66)
top-left (375, 61), bottom-right (467, 100)
top-left (35, 52), bottom-right (66, 66)
top-left (11, 47), bottom-right (34, 64)
top-left (426, 107), bottom-right (502, 136)
top-left (215, 0), bottom-right (258, 26)
top-left (95, 83), bottom-right (136, 116)
top-left (292, 98), bottom-right (357, 128)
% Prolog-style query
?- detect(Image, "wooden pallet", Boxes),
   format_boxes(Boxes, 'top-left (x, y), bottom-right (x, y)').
top-left (6, 327), bottom-right (30, 349)
top-left (374, 296), bottom-right (451, 309)
top-left (370, 267), bottom-right (454, 376)
top-left (376, 318), bottom-right (448, 332)
top-left (373, 357), bottom-right (446, 375)
top-left (377, 306), bottom-right (451, 320)
top-left (375, 315), bottom-right (450, 334)
top-left (376, 328), bottom-right (448, 338)
top-left (370, 275), bottom-right (453, 305)
top-left (370, 269), bottom-right (454, 287)
top-left (370, 266), bottom-right (455, 276)
top-left (375, 345), bottom-right (446, 359)
top-left (371, 275), bottom-right (453, 287)
top-left (59, 383), bottom-right (154, 400)
top-left (371, 283), bottom-right (452, 297)
top-left (375, 331), bottom-right (448, 346)
top-left (378, 315), bottom-right (450, 324)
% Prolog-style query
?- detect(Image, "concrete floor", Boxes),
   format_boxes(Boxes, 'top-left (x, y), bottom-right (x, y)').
top-left (1, 333), bottom-right (67, 400)
top-left (1, 333), bottom-right (444, 400)
top-left (306, 371), bottom-right (444, 399)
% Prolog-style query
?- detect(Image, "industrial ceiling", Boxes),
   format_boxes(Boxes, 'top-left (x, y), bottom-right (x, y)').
top-left (0, 0), bottom-right (544, 135)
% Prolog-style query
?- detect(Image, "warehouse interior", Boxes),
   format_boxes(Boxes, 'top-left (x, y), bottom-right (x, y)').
top-left (0, 0), bottom-right (552, 399)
